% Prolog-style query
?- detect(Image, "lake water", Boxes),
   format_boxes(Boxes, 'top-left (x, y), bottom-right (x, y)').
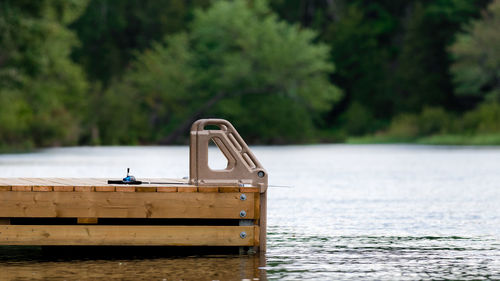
top-left (0, 144), bottom-right (499, 280)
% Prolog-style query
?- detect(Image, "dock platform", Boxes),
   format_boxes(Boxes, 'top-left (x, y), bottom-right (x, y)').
top-left (0, 119), bottom-right (267, 252)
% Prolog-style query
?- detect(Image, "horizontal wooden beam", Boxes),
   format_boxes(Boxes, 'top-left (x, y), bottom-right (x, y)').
top-left (0, 178), bottom-right (262, 193)
top-left (0, 225), bottom-right (258, 246)
top-left (0, 192), bottom-right (256, 219)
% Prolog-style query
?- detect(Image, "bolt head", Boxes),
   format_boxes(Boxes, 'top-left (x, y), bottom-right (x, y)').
top-left (240, 232), bottom-right (247, 239)
top-left (239, 210), bottom-right (247, 217)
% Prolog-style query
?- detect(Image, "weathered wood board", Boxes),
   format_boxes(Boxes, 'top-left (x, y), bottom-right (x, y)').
top-left (0, 178), bottom-right (259, 193)
top-left (0, 225), bottom-right (258, 246)
top-left (0, 190), bottom-right (256, 219)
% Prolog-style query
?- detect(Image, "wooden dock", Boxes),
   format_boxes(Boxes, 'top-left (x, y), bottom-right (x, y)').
top-left (0, 119), bottom-right (267, 252)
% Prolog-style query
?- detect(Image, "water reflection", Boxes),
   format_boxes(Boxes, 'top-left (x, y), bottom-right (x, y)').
top-left (265, 230), bottom-right (500, 280)
top-left (0, 247), bottom-right (267, 281)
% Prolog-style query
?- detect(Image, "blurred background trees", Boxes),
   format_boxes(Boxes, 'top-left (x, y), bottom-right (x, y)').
top-left (450, 0), bottom-right (500, 102)
top-left (0, 0), bottom-right (499, 149)
top-left (0, 0), bottom-right (88, 150)
top-left (100, 0), bottom-right (341, 144)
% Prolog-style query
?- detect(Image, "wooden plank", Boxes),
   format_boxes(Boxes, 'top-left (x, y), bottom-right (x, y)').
top-left (219, 187), bottom-right (239, 193)
top-left (143, 178), bottom-right (189, 184)
top-left (0, 186), bottom-right (11, 191)
top-left (39, 178), bottom-right (74, 192)
top-left (95, 186), bottom-right (115, 192)
top-left (177, 187), bottom-right (197, 192)
top-left (259, 191), bottom-right (267, 251)
top-left (54, 178), bottom-right (97, 191)
top-left (135, 186), bottom-right (156, 192)
top-left (42, 178), bottom-right (71, 185)
top-left (51, 178), bottom-right (92, 187)
top-left (0, 225), bottom-right (257, 246)
top-left (74, 186), bottom-right (94, 192)
top-left (21, 178), bottom-right (54, 185)
top-left (253, 225), bottom-right (260, 247)
top-left (115, 186), bottom-right (135, 192)
top-left (32, 186), bottom-right (53, 192)
top-left (198, 187), bottom-right (219, 193)
top-left (66, 178), bottom-right (95, 186)
top-left (20, 178), bottom-right (53, 192)
top-left (0, 192), bottom-right (256, 219)
top-left (71, 178), bottom-right (112, 191)
top-left (240, 187), bottom-right (259, 193)
top-left (12, 186), bottom-right (32, 192)
top-left (30, 178), bottom-right (65, 184)
top-left (0, 178), bottom-right (195, 190)
top-left (254, 192), bottom-right (260, 224)
top-left (88, 178), bottom-right (188, 189)
top-left (2, 178), bottom-right (33, 191)
top-left (45, 178), bottom-right (76, 191)
top-left (0, 178), bottom-right (14, 185)
top-left (53, 186), bottom-right (74, 192)
top-left (87, 178), bottom-right (109, 185)
top-left (157, 187), bottom-right (177, 192)
top-left (5, 178), bottom-right (35, 185)
top-left (44, 178), bottom-right (72, 184)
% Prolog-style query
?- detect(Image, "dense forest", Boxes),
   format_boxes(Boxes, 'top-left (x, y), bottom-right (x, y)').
top-left (1, 0), bottom-right (499, 150)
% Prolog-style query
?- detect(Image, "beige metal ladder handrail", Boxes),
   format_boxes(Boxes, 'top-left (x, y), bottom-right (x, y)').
top-left (189, 119), bottom-right (268, 191)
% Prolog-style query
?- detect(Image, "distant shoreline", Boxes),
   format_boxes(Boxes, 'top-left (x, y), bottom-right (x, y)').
top-left (2, 134), bottom-right (500, 155)
top-left (347, 134), bottom-right (500, 146)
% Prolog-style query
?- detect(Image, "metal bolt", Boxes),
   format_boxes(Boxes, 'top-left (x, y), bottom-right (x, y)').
top-left (257, 171), bottom-right (265, 178)
top-left (240, 232), bottom-right (247, 239)
top-left (240, 210), bottom-right (247, 217)
top-left (240, 194), bottom-right (247, 201)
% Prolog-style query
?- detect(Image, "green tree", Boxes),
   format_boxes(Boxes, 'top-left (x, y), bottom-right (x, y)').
top-left (271, 0), bottom-right (489, 131)
top-left (450, 0), bottom-right (500, 101)
top-left (394, 0), bottom-right (483, 113)
top-left (272, 0), bottom-right (400, 125)
top-left (322, 4), bottom-right (394, 135)
top-left (70, 0), bottom-right (210, 86)
top-left (0, 0), bottom-right (88, 149)
top-left (100, 0), bottom-right (342, 144)
top-left (70, 0), bottom-right (210, 144)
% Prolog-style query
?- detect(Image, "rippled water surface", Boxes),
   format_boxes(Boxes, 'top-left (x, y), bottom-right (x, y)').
top-left (0, 144), bottom-right (499, 280)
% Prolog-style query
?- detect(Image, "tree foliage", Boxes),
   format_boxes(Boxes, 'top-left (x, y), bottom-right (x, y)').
top-left (270, 0), bottom-right (489, 136)
top-left (99, 0), bottom-right (342, 144)
top-left (0, 0), bottom-right (88, 149)
top-left (395, 0), bottom-right (483, 113)
top-left (70, 0), bottom-right (210, 85)
top-left (0, 0), bottom-right (499, 149)
top-left (450, 0), bottom-right (500, 101)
